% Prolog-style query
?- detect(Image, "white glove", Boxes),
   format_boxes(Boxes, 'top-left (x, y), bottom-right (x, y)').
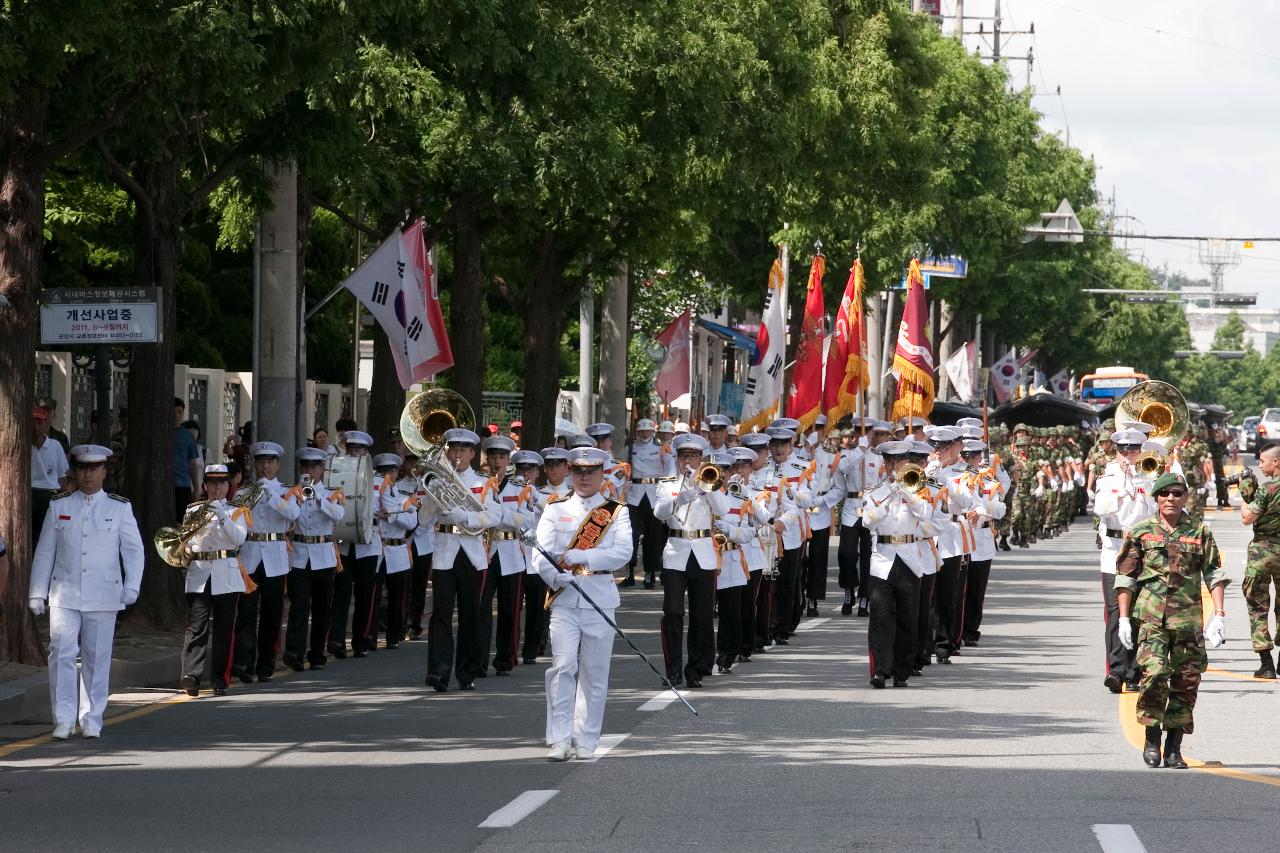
top-left (1199, 483), bottom-right (1212, 495)
top-left (28, 598), bottom-right (46, 617)
top-left (1117, 618), bottom-right (1134, 651)
top-left (563, 548), bottom-right (590, 566)
top-left (440, 509), bottom-right (467, 526)
top-left (806, 431), bottom-right (819, 447)
top-left (713, 519), bottom-right (736, 536)
top-left (1205, 614), bottom-right (1226, 648)
top-left (513, 510), bottom-right (533, 532)
top-left (123, 589), bottom-right (139, 606)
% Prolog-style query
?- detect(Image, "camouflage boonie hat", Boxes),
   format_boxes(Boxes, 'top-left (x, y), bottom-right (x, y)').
top-left (1012, 423), bottom-right (1030, 434)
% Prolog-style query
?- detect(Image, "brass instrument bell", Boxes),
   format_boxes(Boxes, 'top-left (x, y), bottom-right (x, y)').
top-left (1116, 380), bottom-right (1189, 450)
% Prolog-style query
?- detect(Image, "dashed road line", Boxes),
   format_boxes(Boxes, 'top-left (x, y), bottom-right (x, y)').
top-left (1091, 823), bottom-right (1147, 853)
top-left (478, 789), bottom-right (559, 828)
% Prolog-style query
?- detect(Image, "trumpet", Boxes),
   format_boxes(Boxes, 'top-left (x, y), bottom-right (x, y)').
top-left (726, 474), bottom-right (747, 498)
top-left (1135, 451), bottom-right (1163, 476)
top-left (694, 462), bottom-right (724, 492)
top-left (300, 474), bottom-right (316, 501)
top-left (895, 463), bottom-right (926, 493)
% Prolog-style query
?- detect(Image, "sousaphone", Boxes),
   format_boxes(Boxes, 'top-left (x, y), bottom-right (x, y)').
top-left (1115, 380), bottom-right (1189, 450)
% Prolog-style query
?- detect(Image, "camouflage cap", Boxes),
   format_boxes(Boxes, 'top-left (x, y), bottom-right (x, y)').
top-left (1013, 423), bottom-right (1030, 434)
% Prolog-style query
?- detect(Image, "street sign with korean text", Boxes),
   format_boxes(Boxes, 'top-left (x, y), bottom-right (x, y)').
top-left (895, 255), bottom-right (968, 289)
top-left (40, 287), bottom-right (161, 344)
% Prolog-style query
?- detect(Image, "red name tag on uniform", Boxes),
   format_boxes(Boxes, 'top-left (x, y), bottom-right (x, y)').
top-left (560, 516), bottom-right (573, 522)
top-left (471, 486), bottom-right (483, 494)
top-left (1139, 533), bottom-right (1163, 542)
top-left (503, 496), bottom-right (519, 502)
top-left (59, 515), bottom-right (72, 521)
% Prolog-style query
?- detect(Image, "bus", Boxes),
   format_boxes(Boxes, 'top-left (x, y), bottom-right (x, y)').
top-left (1078, 366), bottom-right (1148, 406)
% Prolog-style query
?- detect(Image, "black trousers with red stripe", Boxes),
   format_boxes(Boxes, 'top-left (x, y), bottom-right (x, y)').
top-left (933, 556), bottom-right (965, 657)
top-left (914, 572), bottom-right (937, 669)
top-left (480, 566), bottom-right (526, 673)
top-left (522, 572), bottom-right (549, 661)
top-left (233, 569), bottom-right (286, 678)
top-left (716, 586), bottom-right (743, 668)
top-left (962, 559), bottom-right (992, 643)
top-left (837, 522), bottom-right (872, 598)
top-left (371, 568), bottom-right (409, 647)
top-left (867, 559), bottom-right (917, 681)
top-left (660, 559), bottom-right (716, 681)
top-left (183, 588), bottom-right (240, 689)
top-left (740, 569), bottom-right (762, 656)
top-left (772, 547), bottom-right (804, 638)
top-left (754, 573), bottom-right (776, 648)
top-left (802, 526), bottom-right (832, 602)
top-left (408, 551), bottom-right (432, 635)
top-left (349, 554), bottom-right (380, 654)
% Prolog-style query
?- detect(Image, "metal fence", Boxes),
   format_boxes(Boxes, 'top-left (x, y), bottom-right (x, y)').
top-left (481, 391), bottom-right (523, 429)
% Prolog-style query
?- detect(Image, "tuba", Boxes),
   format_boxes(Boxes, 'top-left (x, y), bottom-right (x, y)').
top-left (154, 480), bottom-right (264, 568)
top-left (1116, 380), bottom-right (1189, 451)
top-left (400, 388), bottom-right (488, 535)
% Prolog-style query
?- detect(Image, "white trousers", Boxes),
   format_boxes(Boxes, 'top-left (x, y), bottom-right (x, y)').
top-left (48, 607), bottom-right (118, 731)
top-left (543, 606), bottom-right (615, 752)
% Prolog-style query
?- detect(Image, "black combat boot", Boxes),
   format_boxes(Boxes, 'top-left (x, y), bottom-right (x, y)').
top-left (1255, 650), bottom-right (1276, 679)
top-left (1163, 729), bottom-right (1187, 769)
top-left (1143, 725), bottom-right (1162, 768)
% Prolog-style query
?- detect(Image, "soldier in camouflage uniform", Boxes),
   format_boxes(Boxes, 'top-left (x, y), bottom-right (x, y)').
top-left (1115, 472), bottom-right (1227, 769)
top-left (1171, 427), bottom-right (1212, 524)
top-left (1008, 433), bottom-right (1037, 548)
top-left (1239, 442), bottom-right (1280, 679)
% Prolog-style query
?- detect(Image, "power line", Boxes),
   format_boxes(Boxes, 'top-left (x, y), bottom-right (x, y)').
top-left (1036, 0), bottom-right (1280, 64)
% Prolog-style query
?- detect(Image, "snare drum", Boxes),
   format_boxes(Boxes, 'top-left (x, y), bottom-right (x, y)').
top-left (326, 454), bottom-right (374, 545)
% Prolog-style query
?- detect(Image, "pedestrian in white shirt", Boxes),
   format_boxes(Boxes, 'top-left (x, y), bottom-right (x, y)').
top-left (532, 447), bottom-right (633, 760)
top-left (29, 445), bottom-right (144, 738)
top-left (31, 403), bottom-right (70, 548)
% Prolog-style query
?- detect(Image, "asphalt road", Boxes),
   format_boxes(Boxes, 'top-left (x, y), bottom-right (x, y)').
top-left (2, 507), bottom-right (1277, 853)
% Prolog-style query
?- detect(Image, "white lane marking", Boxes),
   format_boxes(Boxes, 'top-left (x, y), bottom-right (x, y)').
top-left (479, 790), bottom-right (559, 828)
top-left (1091, 824), bottom-right (1148, 853)
top-left (581, 733), bottom-right (630, 763)
top-left (795, 617), bottom-right (831, 632)
top-left (638, 691), bottom-right (677, 712)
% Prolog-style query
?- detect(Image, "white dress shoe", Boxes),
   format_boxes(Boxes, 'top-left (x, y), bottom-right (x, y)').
top-left (546, 743), bottom-right (574, 761)
top-left (51, 724), bottom-right (72, 740)
top-left (574, 746), bottom-right (596, 760)
top-left (81, 727), bottom-right (101, 739)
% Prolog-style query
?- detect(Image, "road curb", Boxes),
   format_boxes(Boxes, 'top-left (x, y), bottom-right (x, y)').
top-left (0, 650), bottom-right (182, 725)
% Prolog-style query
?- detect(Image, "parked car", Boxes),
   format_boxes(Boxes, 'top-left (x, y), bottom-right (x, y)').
top-left (1256, 409), bottom-right (1280, 448)
top-left (1242, 415), bottom-right (1260, 453)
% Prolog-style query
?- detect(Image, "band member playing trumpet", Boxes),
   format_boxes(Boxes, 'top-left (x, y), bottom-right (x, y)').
top-left (708, 451), bottom-right (753, 674)
top-left (626, 418), bottom-right (677, 589)
top-left (1093, 427), bottom-right (1158, 693)
top-left (761, 424), bottom-right (813, 643)
top-left (179, 464), bottom-right (250, 697)
top-left (654, 433), bottom-right (725, 688)
top-left (369, 452), bottom-right (418, 650)
top-left (532, 447), bottom-right (633, 761)
top-left (284, 447), bottom-right (347, 671)
top-left (478, 436), bottom-right (531, 676)
top-left (233, 441), bottom-right (300, 683)
top-left (861, 440), bottom-right (935, 688)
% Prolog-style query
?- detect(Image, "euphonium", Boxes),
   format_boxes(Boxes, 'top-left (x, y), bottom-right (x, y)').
top-left (153, 480), bottom-right (263, 568)
top-left (399, 388), bottom-right (487, 535)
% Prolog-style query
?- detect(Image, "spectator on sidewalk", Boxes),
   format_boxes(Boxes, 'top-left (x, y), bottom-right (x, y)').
top-left (29, 444), bottom-right (146, 739)
top-left (36, 397), bottom-right (70, 454)
top-left (32, 403), bottom-right (70, 547)
top-left (173, 399), bottom-right (201, 522)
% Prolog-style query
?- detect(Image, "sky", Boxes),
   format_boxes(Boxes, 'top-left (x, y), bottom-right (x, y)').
top-left (943, 0), bottom-right (1280, 306)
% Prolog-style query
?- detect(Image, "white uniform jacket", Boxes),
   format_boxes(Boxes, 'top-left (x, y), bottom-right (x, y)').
top-left (729, 481), bottom-right (768, 573)
top-left (969, 476), bottom-right (1007, 562)
top-left (183, 500), bottom-right (250, 595)
top-left (833, 446), bottom-right (883, 528)
top-left (861, 483), bottom-right (935, 579)
top-left (930, 462), bottom-right (977, 560)
top-left (654, 481), bottom-right (736, 573)
top-left (626, 440), bottom-right (677, 507)
top-left (419, 466), bottom-right (500, 571)
top-left (240, 478), bottom-right (300, 578)
top-left (805, 447), bottom-right (838, 532)
top-left (490, 476), bottom-right (536, 576)
top-left (602, 458), bottom-right (630, 504)
top-left (289, 482), bottom-right (347, 570)
top-left (713, 494), bottom-right (752, 590)
top-left (532, 492), bottom-right (633, 610)
top-left (31, 491), bottom-right (145, 612)
top-left (1093, 462), bottom-right (1157, 574)
top-left (751, 457), bottom-right (810, 550)
top-left (378, 476), bottom-right (419, 574)
top-left (402, 476), bottom-right (435, 558)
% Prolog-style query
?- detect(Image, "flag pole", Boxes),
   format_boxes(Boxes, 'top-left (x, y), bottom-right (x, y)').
top-left (777, 238), bottom-right (789, 420)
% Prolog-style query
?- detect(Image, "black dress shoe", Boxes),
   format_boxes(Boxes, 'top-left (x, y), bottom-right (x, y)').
top-left (774, 637), bottom-right (789, 646)
top-left (806, 606), bottom-right (819, 617)
top-left (327, 643), bottom-right (347, 660)
top-left (459, 682), bottom-right (476, 691)
top-left (841, 602), bottom-right (853, 616)
top-left (1124, 678), bottom-right (1140, 692)
top-left (231, 665), bottom-right (253, 685)
top-left (752, 645), bottom-right (766, 653)
top-left (963, 638), bottom-right (978, 647)
top-left (685, 678), bottom-right (703, 688)
top-left (666, 674), bottom-right (683, 687)
top-left (870, 675), bottom-right (886, 689)
top-left (425, 674), bottom-right (447, 693)
top-left (911, 667), bottom-right (924, 676)
top-left (1104, 674), bottom-right (1122, 694)
top-left (716, 665), bottom-right (732, 675)
top-left (892, 677), bottom-right (910, 688)
top-left (282, 653), bottom-right (305, 672)
top-left (857, 605), bottom-right (869, 617)
top-left (213, 686), bottom-right (229, 697)
top-left (1143, 726), bottom-right (1163, 768)
top-left (352, 649), bottom-right (368, 659)
top-left (257, 673), bottom-right (273, 683)
top-left (408, 629), bottom-right (423, 641)
top-left (1163, 730), bottom-right (1186, 769)
top-left (1018, 541), bottom-right (1030, 549)
top-left (620, 575), bottom-right (636, 588)
top-left (180, 675), bottom-right (199, 697)
top-left (739, 653), bottom-right (752, 663)
top-left (642, 575), bottom-right (656, 590)
top-left (385, 642), bottom-right (399, 650)
top-left (309, 661), bottom-right (325, 670)
top-left (523, 657), bottom-right (538, 665)
top-left (495, 669), bottom-right (510, 676)
top-left (936, 654), bottom-right (951, 664)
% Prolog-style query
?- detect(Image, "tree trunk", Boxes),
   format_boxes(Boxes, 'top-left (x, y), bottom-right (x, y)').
top-left (450, 199), bottom-right (486, 422)
top-left (521, 240), bottom-right (572, 452)
top-left (123, 154), bottom-right (186, 630)
top-left (295, 169), bottom-right (312, 475)
top-left (0, 88), bottom-right (49, 663)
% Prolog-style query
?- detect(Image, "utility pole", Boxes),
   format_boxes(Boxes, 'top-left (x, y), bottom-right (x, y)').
top-left (578, 283), bottom-right (595, 424)
top-left (992, 0), bottom-right (1001, 62)
top-left (955, 0), bottom-right (964, 40)
top-left (256, 159), bottom-right (300, 480)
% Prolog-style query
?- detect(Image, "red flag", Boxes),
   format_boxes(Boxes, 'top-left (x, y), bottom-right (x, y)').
top-left (890, 258), bottom-right (935, 422)
top-left (785, 254), bottom-right (826, 431)
top-left (403, 220), bottom-right (454, 381)
top-left (655, 310), bottom-right (691, 404)
top-left (822, 258), bottom-right (869, 428)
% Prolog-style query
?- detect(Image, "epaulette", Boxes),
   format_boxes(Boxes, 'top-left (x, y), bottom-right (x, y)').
top-left (547, 493), bottom-right (566, 504)
top-left (51, 490), bottom-right (74, 500)
top-left (108, 493), bottom-right (130, 503)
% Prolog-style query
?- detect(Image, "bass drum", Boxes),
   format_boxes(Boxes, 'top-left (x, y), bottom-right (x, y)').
top-left (326, 454), bottom-right (374, 545)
